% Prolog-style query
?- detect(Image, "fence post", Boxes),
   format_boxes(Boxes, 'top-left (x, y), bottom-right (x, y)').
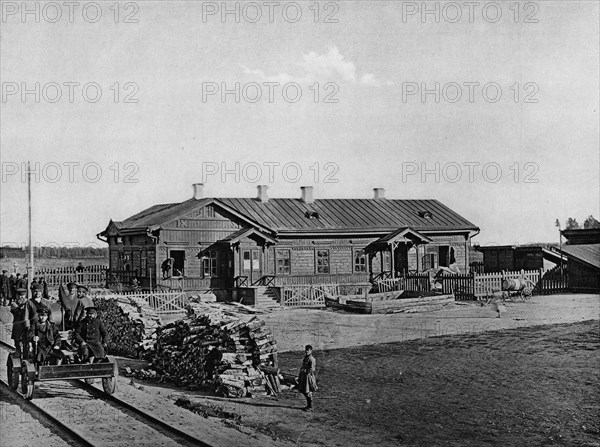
top-left (539, 268), bottom-right (544, 295)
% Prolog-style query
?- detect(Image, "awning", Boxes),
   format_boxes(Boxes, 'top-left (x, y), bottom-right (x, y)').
top-left (197, 227), bottom-right (278, 257)
top-left (364, 227), bottom-right (431, 253)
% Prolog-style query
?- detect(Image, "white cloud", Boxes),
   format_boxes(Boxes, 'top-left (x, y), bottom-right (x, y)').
top-left (242, 46), bottom-right (389, 87)
top-left (299, 46), bottom-right (357, 82)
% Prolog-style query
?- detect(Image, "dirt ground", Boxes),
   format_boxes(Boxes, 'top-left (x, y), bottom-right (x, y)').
top-left (1, 293), bottom-right (598, 446)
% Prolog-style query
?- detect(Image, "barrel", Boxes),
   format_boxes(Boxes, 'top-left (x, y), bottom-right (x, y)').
top-left (502, 278), bottom-right (524, 291)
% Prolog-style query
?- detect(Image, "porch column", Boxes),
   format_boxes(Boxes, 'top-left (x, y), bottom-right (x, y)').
top-left (390, 243), bottom-right (395, 279)
top-left (416, 244), bottom-right (420, 272)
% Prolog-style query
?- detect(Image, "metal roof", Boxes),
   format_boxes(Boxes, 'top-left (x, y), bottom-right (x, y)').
top-left (106, 197), bottom-right (478, 235)
top-left (215, 198), bottom-right (478, 233)
top-left (561, 244), bottom-right (600, 270)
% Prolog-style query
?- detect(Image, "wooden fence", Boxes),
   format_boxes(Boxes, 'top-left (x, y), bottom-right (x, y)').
top-left (279, 284), bottom-right (339, 307)
top-left (36, 265), bottom-right (107, 288)
top-left (374, 268), bottom-right (566, 300)
top-left (92, 290), bottom-right (190, 315)
top-left (538, 266), bottom-right (569, 294)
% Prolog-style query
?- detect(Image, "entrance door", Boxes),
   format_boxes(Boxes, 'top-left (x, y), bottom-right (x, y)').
top-left (242, 249), bottom-right (262, 284)
top-left (170, 250), bottom-right (185, 277)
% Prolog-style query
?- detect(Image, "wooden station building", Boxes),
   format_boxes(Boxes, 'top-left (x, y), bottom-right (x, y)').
top-left (97, 184), bottom-right (480, 293)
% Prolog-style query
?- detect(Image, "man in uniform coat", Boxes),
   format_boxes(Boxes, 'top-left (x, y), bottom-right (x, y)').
top-left (10, 288), bottom-right (30, 357)
top-left (25, 283), bottom-right (51, 328)
top-left (297, 344), bottom-right (318, 411)
top-left (28, 307), bottom-right (62, 365)
top-left (74, 307), bottom-right (107, 363)
top-left (72, 285), bottom-right (94, 327)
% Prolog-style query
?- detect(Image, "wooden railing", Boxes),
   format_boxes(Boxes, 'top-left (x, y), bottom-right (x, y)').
top-left (106, 269), bottom-right (139, 290)
top-left (234, 276), bottom-right (248, 287)
top-left (469, 262), bottom-right (485, 274)
top-left (251, 275), bottom-right (276, 286)
top-left (272, 273), bottom-right (370, 286)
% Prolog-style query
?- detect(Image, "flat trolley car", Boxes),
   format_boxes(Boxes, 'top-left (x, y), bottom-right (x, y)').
top-left (3, 331), bottom-right (118, 400)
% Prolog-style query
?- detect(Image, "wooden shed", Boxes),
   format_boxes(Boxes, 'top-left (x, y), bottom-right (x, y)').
top-left (560, 244), bottom-right (600, 292)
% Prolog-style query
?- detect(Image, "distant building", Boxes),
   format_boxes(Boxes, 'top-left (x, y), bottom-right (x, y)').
top-left (98, 184), bottom-right (479, 293)
top-left (476, 245), bottom-right (546, 273)
top-left (562, 229), bottom-right (600, 245)
top-left (560, 244), bottom-right (600, 292)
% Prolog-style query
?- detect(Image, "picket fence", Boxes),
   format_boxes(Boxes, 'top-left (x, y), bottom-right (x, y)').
top-left (36, 265), bottom-right (107, 288)
top-left (375, 268), bottom-right (567, 300)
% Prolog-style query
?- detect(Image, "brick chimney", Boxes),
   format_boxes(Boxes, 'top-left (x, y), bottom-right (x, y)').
top-left (257, 185), bottom-right (269, 203)
top-left (373, 188), bottom-right (385, 200)
top-left (192, 183), bottom-right (204, 200)
top-left (301, 186), bottom-right (314, 204)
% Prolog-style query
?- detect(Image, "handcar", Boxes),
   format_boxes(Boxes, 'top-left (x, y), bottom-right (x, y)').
top-left (5, 330), bottom-right (118, 400)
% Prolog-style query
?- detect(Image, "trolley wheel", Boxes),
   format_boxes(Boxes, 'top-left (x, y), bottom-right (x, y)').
top-left (7, 357), bottom-right (19, 390)
top-left (102, 356), bottom-right (118, 394)
top-left (20, 361), bottom-right (35, 400)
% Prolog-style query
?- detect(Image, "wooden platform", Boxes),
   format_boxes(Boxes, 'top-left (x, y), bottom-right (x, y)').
top-left (325, 291), bottom-right (455, 314)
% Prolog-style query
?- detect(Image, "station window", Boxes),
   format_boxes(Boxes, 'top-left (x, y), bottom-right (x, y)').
top-left (317, 249), bottom-right (330, 274)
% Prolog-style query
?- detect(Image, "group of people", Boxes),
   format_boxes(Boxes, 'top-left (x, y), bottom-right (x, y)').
top-left (1, 270), bottom-right (49, 306)
top-left (10, 281), bottom-right (108, 366)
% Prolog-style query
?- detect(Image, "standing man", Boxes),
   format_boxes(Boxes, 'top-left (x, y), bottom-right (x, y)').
top-left (10, 288), bottom-right (30, 357)
top-left (74, 307), bottom-right (107, 363)
top-left (297, 344), bottom-right (318, 412)
top-left (59, 282), bottom-right (79, 330)
top-left (28, 307), bottom-right (62, 365)
top-left (72, 285), bottom-right (94, 326)
top-left (1, 270), bottom-right (10, 306)
top-left (26, 283), bottom-right (51, 328)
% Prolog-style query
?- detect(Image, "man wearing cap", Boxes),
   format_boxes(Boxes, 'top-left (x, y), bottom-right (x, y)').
top-left (26, 283), bottom-right (51, 327)
top-left (74, 307), bottom-right (107, 363)
top-left (10, 288), bottom-right (30, 357)
top-left (28, 307), bottom-right (62, 365)
top-left (72, 285), bottom-right (94, 327)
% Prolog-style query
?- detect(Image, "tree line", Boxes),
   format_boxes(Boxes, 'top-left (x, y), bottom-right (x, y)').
top-left (0, 246), bottom-right (108, 259)
top-left (556, 215), bottom-right (600, 230)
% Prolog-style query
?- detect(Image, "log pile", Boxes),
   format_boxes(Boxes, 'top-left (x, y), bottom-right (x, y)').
top-left (92, 295), bottom-right (161, 358)
top-left (149, 307), bottom-right (279, 396)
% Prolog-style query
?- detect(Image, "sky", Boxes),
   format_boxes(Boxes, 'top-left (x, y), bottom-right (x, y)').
top-left (1, 0), bottom-right (598, 248)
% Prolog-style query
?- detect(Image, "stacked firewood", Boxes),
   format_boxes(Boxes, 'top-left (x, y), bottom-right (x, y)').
top-left (92, 295), bottom-right (161, 358)
top-left (149, 309), bottom-right (278, 396)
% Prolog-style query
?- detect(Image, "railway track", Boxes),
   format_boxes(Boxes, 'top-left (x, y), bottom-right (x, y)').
top-left (0, 341), bottom-right (214, 447)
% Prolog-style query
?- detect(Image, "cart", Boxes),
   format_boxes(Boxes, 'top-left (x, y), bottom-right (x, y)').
top-left (4, 336), bottom-right (118, 400)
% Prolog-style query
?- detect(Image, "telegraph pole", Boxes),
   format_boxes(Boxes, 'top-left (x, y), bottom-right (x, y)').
top-left (27, 161), bottom-right (35, 299)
